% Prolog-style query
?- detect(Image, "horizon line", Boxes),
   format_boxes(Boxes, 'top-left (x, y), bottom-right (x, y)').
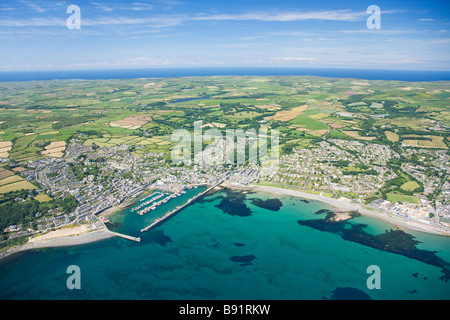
top-left (1, 66), bottom-right (450, 73)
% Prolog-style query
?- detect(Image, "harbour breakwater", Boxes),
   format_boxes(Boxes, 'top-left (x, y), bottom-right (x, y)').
top-left (141, 182), bottom-right (224, 233)
top-left (100, 216), bottom-right (141, 242)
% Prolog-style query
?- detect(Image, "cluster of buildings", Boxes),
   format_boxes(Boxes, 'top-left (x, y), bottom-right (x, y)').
top-left (399, 147), bottom-right (450, 226)
top-left (11, 141), bottom-right (235, 237)
top-left (401, 148), bottom-right (448, 195)
top-left (4, 211), bottom-right (74, 238)
top-left (4, 133), bottom-right (449, 238)
top-left (264, 138), bottom-right (449, 228)
top-left (226, 166), bottom-right (260, 187)
top-left (370, 198), bottom-right (436, 225)
top-left (272, 140), bottom-right (397, 195)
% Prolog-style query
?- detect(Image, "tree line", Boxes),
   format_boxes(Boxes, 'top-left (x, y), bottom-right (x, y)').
top-left (0, 190), bottom-right (79, 231)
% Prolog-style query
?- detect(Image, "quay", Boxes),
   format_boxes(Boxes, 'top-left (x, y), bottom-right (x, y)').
top-left (99, 216), bottom-right (141, 242)
top-left (141, 180), bottom-right (225, 233)
top-left (109, 231), bottom-right (141, 242)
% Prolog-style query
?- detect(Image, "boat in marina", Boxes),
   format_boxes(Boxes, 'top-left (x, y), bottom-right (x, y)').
top-left (133, 186), bottom-right (194, 216)
top-left (140, 183), bottom-right (222, 233)
top-left (136, 192), bottom-right (182, 216)
top-left (131, 192), bottom-right (165, 212)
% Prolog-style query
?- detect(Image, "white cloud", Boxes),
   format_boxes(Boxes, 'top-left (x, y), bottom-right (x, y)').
top-left (0, 18), bottom-right (65, 27)
top-left (131, 3), bottom-right (154, 11)
top-left (430, 38), bottom-right (450, 44)
top-left (193, 9), bottom-right (403, 23)
top-left (193, 10), bottom-right (368, 22)
top-left (19, 0), bottom-right (47, 13)
top-left (91, 2), bottom-right (114, 12)
top-left (270, 57), bottom-right (318, 61)
top-left (123, 57), bottom-right (172, 66)
top-left (84, 16), bottom-right (185, 28)
top-left (0, 6), bottom-right (16, 11)
top-left (0, 15), bottom-right (185, 29)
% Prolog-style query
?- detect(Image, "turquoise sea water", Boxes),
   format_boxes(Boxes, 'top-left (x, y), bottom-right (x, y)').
top-left (0, 188), bottom-right (449, 300)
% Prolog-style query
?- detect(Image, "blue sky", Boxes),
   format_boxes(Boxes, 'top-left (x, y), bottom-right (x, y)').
top-left (0, 0), bottom-right (449, 71)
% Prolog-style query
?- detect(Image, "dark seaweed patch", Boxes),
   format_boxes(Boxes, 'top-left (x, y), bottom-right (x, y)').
top-left (297, 216), bottom-right (349, 234)
top-left (145, 230), bottom-right (173, 247)
top-left (230, 255), bottom-right (256, 262)
top-left (315, 209), bottom-right (333, 215)
top-left (298, 216), bottom-right (450, 282)
top-left (251, 198), bottom-right (283, 211)
top-left (215, 188), bottom-right (252, 217)
top-left (314, 210), bottom-right (360, 224)
top-left (234, 243), bottom-right (245, 247)
top-left (329, 287), bottom-right (371, 300)
top-left (239, 262), bottom-right (253, 267)
top-left (230, 255), bottom-right (256, 266)
top-left (196, 191), bottom-right (223, 204)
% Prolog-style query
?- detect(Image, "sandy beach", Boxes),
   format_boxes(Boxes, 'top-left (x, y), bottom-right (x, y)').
top-left (0, 202), bottom-right (137, 261)
top-left (27, 225), bottom-right (92, 244)
top-left (251, 185), bottom-right (450, 236)
top-left (0, 227), bottom-right (115, 261)
top-left (27, 228), bottom-right (114, 248)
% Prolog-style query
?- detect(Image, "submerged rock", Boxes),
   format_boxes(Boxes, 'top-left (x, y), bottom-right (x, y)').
top-left (230, 255), bottom-right (256, 266)
top-left (251, 198), bottom-right (283, 211)
top-left (329, 287), bottom-right (371, 300)
top-left (215, 188), bottom-right (252, 217)
top-left (298, 214), bottom-right (450, 282)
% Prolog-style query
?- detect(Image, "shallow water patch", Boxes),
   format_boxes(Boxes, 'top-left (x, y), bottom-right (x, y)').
top-left (298, 214), bottom-right (450, 282)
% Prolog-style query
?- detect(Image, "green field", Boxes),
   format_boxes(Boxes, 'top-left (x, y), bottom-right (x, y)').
top-left (0, 175), bottom-right (24, 187)
top-left (0, 75), bottom-right (449, 198)
top-left (34, 193), bottom-right (52, 203)
top-left (224, 111), bottom-right (261, 122)
top-left (385, 131), bottom-right (399, 142)
top-left (387, 193), bottom-right (420, 204)
top-left (402, 135), bottom-right (448, 149)
top-left (400, 181), bottom-right (420, 192)
top-left (290, 114), bottom-right (329, 131)
top-left (0, 180), bottom-right (37, 194)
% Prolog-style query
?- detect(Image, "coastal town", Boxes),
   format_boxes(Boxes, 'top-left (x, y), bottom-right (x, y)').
top-left (1, 139), bottom-right (236, 243)
top-left (1, 130), bottom-right (449, 247)
top-left (0, 75), bottom-right (449, 252)
top-left (268, 139), bottom-right (450, 231)
top-left (3, 0), bottom-right (450, 300)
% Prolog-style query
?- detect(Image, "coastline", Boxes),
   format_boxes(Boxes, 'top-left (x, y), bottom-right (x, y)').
top-left (100, 205), bottom-right (123, 218)
top-left (0, 190), bottom-right (175, 261)
top-left (0, 192), bottom-right (155, 261)
top-left (250, 184), bottom-right (450, 237)
top-left (0, 228), bottom-right (114, 261)
top-left (2, 182), bottom-right (449, 261)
